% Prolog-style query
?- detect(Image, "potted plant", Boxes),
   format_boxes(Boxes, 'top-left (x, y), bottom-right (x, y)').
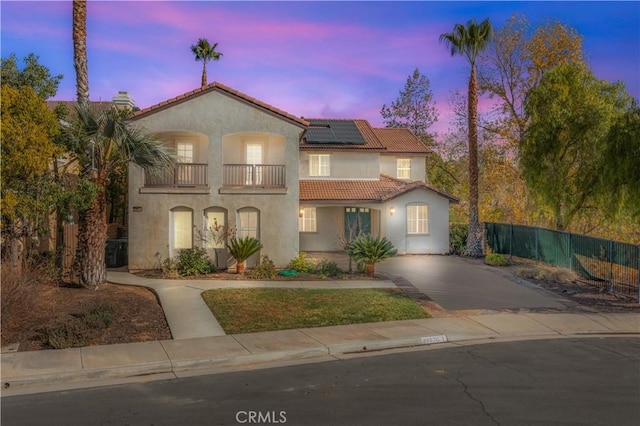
top-left (347, 234), bottom-right (397, 277)
top-left (227, 236), bottom-right (263, 274)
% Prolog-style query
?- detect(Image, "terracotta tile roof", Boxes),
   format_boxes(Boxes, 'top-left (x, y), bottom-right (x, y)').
top-left (300, 119), bottom-right (386, 151)
top-left (300, 175), bottom-right (458, 203)
top-left (373, 128), bottom-right (430, 154)
top-left (46, 100), bottom-right (114, 121)
top-left (131, 82), bottom-right (309, 127)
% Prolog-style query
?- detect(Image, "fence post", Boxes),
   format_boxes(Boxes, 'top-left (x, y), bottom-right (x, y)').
top-left (535, 226), bottom-right (539, 265)
top-left (568, 233), bottom-right (573, 272)
top-left (637, 245), bottom-right (640, 304)
top-left (608, 240), bottom-right (614, 294)
top-left (509, 223), bottom-right (513, 260)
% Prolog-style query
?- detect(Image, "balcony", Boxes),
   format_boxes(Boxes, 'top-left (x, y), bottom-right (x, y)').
top-left (223, 164), bottom-right (286, 188)
top-left (144, 163), bottom-right (208, 187)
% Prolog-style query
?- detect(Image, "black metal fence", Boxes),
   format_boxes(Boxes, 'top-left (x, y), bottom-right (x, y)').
top-left (485, 222), bottom-right (639, 302)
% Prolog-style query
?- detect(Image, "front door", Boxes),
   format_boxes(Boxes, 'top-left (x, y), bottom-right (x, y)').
top-left (344, 207), bottom-right (370, 242)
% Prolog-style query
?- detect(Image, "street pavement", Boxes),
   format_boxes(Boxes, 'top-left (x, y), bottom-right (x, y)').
top-left (3, 338), bottom-right (639, 426)
top-left (1, 256), bottom-right (639, 395)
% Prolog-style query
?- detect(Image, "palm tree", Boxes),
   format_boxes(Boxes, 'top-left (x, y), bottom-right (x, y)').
top-left (68, 106), bottom-right (175, 287)
top-left (440, 18), bottom-right (492, 257)
top-left (72, 0), bottom-right (89, 107)
top-left (190, 38), bottom-right (223, 87)
top-left (347, 235), bottom-right (397, 277)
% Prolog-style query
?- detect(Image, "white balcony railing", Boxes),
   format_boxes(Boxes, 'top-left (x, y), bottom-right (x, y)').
top-left (144, 163), bottom-right (207, 187)
top-left (223, 164), bottom-right (285, 187)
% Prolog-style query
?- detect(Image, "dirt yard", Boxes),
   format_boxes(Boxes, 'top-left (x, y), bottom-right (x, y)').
top-left (1, 280), bottom-right (171, 353)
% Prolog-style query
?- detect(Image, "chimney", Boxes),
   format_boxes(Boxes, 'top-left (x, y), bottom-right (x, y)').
top-left (112, 91), bottom-right (135, 110)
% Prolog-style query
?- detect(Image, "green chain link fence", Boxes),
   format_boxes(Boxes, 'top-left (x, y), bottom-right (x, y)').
top-left (484, 222), bottom-right (639, 302)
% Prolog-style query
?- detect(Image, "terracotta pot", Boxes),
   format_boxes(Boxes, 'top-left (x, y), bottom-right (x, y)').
top-left (236, 261), bottom-right (245, 274)
top-left (365, 263), bottom-right (375, 277)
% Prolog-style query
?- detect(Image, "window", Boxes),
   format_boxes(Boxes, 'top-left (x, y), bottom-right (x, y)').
top-left (298, 207), bottom-right (317, 232)
top-left (238, 208), bottom-right (259, 239)
top-left (397, 158), bottom-right (411, 179)
top-left (407, 204), bottom-right (428, 234)
top-left (309, 154), bottom-right (330, 177)
top-left (171, 207), bottom-right (193, 251)
top-left (205, 208), bottom-right (227, 249)
top-left (176, 142), bottom-right (194, 184)
top-left (176, 142), bottom-right (194, 163)
top-left (245, 143), bottom-right (263, 185)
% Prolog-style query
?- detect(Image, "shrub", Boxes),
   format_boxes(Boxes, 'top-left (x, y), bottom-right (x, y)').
top-left (1, 257), bottom-right (58, 329)
top-left (347, 235), bottom-right (397, 276)
top-left (312, 260), bottom-right (343, 277)
top-left (485, 253), bottom-right (508, 266)
top-left (227, 236), bottom-right (263, 274)
top-left (450, 223), bottom-right (468, 255)
top-left (287, 252), bottom-right (313, 273)
top-left (246, 256), bottom-right (277, 279)
top-left (40, 301), bottom-right (119, 349)
top-left (41, 320), bottom-right (89, 349)
top-left (175, 247), bottom-right (215, 276)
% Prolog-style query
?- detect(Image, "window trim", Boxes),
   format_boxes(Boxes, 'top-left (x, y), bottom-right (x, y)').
top-left (204, 207), bottom-right (228, 249)
top-left (170, 206), bottom-right (193, 254)
top-left (298, 207), bottom-right (317, 233)
top-left (406, 204), bottom-right (429, 235)
top-left (397, 158), bottom-right (411, 180)
top-left (237, 207), bottom-right (260, 239)
top-left (309, 154), bottom-right (330, 177)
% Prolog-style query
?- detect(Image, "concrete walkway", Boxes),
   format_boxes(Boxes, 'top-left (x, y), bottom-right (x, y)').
top-left (2, 266), bottom-right (638, 395)
top-left (106, 271), bottom-right (396, 340)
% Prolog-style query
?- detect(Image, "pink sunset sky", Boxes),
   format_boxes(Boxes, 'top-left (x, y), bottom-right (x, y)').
top-left (2, 1), bottom-right (639, 137)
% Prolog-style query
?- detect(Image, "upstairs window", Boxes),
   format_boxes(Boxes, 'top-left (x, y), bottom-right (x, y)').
top-left (298, 207), bottom-right (317, 232)
top-left (309, 154), bottom-right (330, 177)
top-left (397, 158), bottom-right (411, 179)
top-left (177, 142), bottom-right (194, 163)
top-left (407, 204), bottom-right (428, 234)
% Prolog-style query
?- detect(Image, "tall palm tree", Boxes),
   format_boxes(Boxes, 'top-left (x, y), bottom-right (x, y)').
top-left (72, 0), bottom-right (89, 107)
top-left (191, 38), bottom-right (223, 87)
top-left (440, 18), bottom-right (492, 257)
top-left (68, 106), bottom-right (175, 287)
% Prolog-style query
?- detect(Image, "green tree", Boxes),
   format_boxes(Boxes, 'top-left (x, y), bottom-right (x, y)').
top-left (440, 18), bottom-right (493, 257)
top-left (191, 38), bottom-right (223, 88)
top-left (521, 63), bottom-right (632, 231)
top-left (0, 53), bottom-right (63, 99)
top-left (478, 14), bottom-right (584, 148)
top-left (380, 68), bottom-right (439, 142)
top-left (1, 85), bottom-right (62, 268)
top-left (66, 105), bottom-right (175, 287)
top-left (604, 102), bottom-right (640, 217)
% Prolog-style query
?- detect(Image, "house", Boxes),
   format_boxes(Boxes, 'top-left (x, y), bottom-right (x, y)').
top-left (127, 83), bottom-right (457, 271)
top-left (299, 119), bottom-right (458, 255)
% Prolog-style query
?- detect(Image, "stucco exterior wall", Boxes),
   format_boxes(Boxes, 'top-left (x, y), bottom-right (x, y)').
top-left (299, 189), bottom-right (451, 255)
top-left (299, 151), bottom-right (380, 179)
top-left (128, 90), bottom-right (304, 270)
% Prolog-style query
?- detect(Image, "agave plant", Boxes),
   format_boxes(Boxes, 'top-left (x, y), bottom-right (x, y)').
top-left (347, 235), bottom-right (397, 277)
top-left (227, 236), bottom-right (263, 274)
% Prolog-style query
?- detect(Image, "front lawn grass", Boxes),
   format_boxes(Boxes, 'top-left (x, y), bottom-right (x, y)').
top-left (201, 288), bottom-right (430, 334)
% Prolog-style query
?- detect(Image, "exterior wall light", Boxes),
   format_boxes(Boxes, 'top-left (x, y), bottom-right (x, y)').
top-left (299, 208), bottom-right (304, 217)
top-left (389, 206), bottom-right (395, 216)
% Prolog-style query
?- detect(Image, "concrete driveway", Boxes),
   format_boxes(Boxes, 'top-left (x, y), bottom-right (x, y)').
top-left (377, 255), bottom-right (569, 311)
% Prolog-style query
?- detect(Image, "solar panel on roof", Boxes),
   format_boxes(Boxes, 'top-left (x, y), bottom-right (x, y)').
top-left (305, 119), bottom-right (366, 144)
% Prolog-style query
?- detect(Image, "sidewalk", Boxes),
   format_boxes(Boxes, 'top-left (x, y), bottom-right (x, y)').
top-left (1, 273), bottom-right (639, 395)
